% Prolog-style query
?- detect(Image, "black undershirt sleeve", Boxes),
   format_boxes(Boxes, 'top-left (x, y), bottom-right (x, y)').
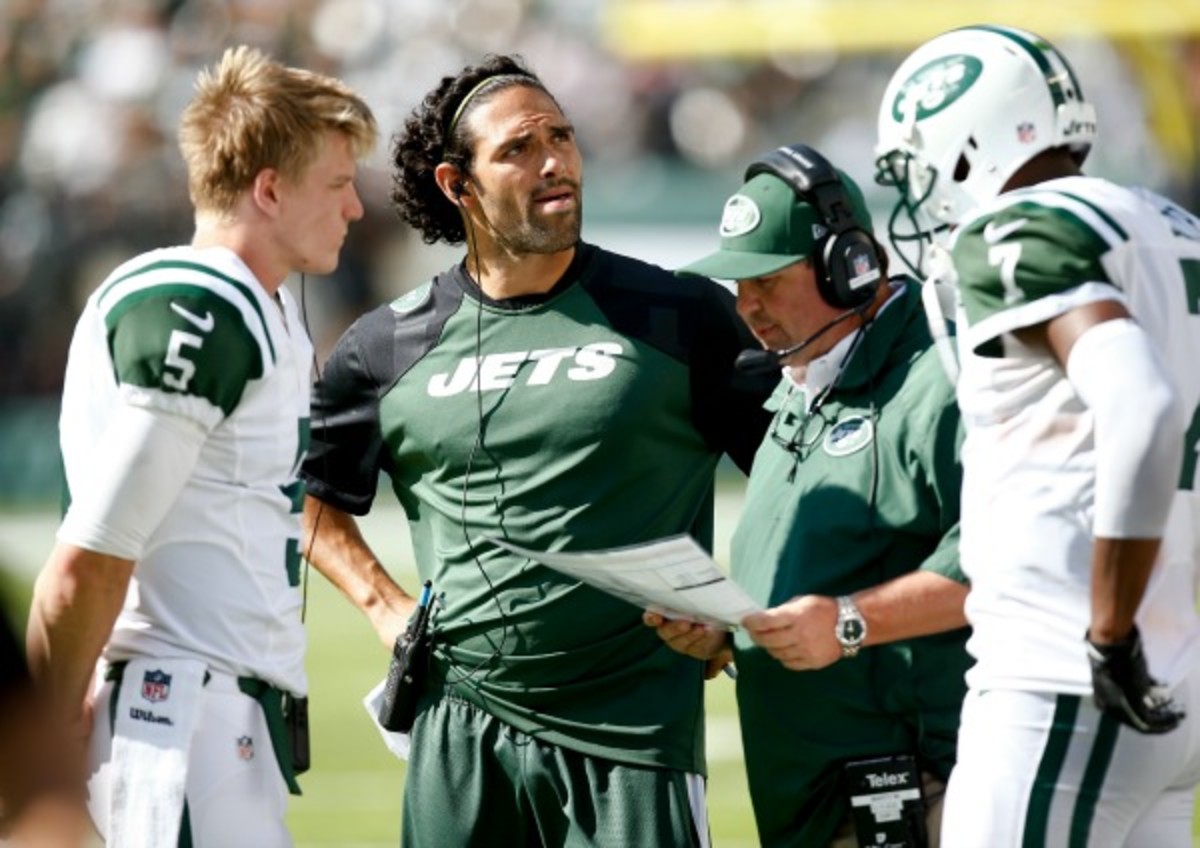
top-left (303, 277), bottom-right (464, 514)
top-left (303, 307), bottom-right (390, 515)
top-left (688, 278), bottom-right (775, 474)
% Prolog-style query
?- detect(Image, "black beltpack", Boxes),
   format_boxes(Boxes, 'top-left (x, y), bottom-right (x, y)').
top-left (377, 580), bottom-right (435, 733)
top-left (283, 693), bottom-right (310, 774)
top-left (844, 754), bottom-right (928, 848)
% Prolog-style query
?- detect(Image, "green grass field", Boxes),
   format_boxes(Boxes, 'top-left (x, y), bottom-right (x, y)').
top-left (3, 484), bottom-right (1198, 846)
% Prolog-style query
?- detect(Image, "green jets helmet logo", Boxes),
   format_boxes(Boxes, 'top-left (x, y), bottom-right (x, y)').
top-left (892, 54), bottom-right (983, 122)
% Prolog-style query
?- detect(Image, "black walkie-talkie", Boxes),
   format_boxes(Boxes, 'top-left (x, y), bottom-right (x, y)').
top-left (377, 579), bottom-right (435, 733)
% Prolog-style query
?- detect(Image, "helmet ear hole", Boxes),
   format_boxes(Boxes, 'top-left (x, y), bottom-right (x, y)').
top-left (953, 152), bottom-right (972, 183)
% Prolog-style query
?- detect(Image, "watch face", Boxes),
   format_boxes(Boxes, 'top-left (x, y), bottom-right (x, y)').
top-left (840, 618), bottom-right (865, 644)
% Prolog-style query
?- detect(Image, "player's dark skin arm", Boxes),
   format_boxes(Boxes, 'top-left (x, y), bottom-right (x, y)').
top-left (1015, 299), bottom-right (1160, 645)
top-left (302, 495), bottom-right (417, 650)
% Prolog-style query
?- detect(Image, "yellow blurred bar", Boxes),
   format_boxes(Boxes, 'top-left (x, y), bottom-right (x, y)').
top-left (601, 0), bottom-right (1200, 59)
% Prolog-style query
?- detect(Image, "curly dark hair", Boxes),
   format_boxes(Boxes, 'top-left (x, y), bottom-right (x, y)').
top-left (391, 54), bottom-right (561, 246)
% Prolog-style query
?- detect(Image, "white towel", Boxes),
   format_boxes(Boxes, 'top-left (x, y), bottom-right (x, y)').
top-left (362, 677), bottom-right (411, 760)
top-left (108, 657), bottom-right (206, 848)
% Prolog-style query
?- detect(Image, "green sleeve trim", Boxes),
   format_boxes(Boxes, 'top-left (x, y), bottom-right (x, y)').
top-left (919, 523), bottom-right (966, 583)
top-left (100, 260), bottom-right (276, 363)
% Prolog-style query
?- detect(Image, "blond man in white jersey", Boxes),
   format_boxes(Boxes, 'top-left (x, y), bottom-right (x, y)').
top-left (876, 25), bottom-right (1200, 847)
top-left (25, 47), bottom-right (376, 847)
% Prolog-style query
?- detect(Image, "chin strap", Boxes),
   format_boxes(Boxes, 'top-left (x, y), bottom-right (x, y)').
top-left (919, 243), bottom-right (961, 385)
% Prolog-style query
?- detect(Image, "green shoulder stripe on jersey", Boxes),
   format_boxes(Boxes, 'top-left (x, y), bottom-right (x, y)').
top-left (1005, 188), bottom-right (1130, 248)
top-left (954, 198), bottom-right (1116, 341)
top-left (969, 25), bottom-right (1082, 108)
top-left (1055, 190), bottom-right (1129, 242)
top-left (100, 260), bottom-right (276, 363)
top-left (108, 289), bottom-right (263, 415)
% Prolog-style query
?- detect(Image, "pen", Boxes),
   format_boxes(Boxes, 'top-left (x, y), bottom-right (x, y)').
top-left (401, 580), bottom-right (433, 645)
top-left (722, 663), bottom-right (738, 680)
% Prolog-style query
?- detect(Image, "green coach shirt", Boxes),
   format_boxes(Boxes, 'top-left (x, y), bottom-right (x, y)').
top-left (731, 279), bottom-right (970, 847)
top-left (303, 242), bottom-right (774, 773)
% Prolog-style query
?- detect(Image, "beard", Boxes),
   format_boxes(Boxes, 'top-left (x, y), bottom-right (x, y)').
top-left (489, 182), bottom-right (583, 256)
top-left (496, 206), bottom-right (582, 255)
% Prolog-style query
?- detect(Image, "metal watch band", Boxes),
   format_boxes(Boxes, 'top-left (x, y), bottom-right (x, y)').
top-left (835, 594), bottom-right (867, 658)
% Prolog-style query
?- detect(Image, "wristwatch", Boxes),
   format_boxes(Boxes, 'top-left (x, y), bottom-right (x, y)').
top-left (835, 595), bottom-right (868, 658)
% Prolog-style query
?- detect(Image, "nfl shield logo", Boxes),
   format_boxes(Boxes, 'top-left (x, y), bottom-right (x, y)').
top-left (141, 669), bottom-right (172, 703)
top-left (1016, 121), bottom-right (1036, 144)
top-left (236, 736), bottom-right (255, 761)
top-left (853, 253), bottom-right (872, 277)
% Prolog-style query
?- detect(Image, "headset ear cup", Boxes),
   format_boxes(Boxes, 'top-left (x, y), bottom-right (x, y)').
top-left (811, 237), bottom-right (835, 308)
top-left (821, 231), bottom-right (882, 310)
top-left (746, 143), bottom-right (883, 309)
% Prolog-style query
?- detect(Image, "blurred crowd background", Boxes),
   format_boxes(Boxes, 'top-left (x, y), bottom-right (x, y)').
top-left (3, 0), bottom-right (1200, 502)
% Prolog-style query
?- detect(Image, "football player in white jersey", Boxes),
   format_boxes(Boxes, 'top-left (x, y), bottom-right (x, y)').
top-left (876, 25), bottom-right (1200, 847)
top-left (25, 47), bottom-right (376, 847)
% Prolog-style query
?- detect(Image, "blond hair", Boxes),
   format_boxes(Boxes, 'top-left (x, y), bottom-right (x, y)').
top-left (179, 46), bottom-right (377, 214)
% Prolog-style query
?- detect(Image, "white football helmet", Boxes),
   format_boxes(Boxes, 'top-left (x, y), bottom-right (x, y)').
top-left (875, 25), bottom-right (1096, 272)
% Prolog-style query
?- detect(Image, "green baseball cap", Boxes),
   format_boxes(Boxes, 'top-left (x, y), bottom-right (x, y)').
top-left (677, 170), bottom-right (874, 281)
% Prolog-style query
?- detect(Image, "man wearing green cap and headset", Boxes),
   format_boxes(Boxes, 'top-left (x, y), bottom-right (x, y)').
top-left (646, 144), bottom-right (972, 848)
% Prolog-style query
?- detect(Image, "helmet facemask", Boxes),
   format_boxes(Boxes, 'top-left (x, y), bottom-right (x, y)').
top-left (874, 145), bottom-right (951, 277)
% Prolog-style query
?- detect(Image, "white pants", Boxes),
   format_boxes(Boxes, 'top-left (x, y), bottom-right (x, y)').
top-left (941, 685), bottom-right (1200, 847)
top-left (88, 671), bottom-right (291, 847)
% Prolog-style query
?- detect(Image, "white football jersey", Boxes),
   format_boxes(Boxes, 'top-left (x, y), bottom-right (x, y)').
top-left (949, 176), bottom-right (1200, 694)
top-left (58, 245), bottom-right (311, 694)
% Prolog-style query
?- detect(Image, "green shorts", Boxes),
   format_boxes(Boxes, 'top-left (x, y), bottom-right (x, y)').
top-left (401, 694), bottom-right (708, 848)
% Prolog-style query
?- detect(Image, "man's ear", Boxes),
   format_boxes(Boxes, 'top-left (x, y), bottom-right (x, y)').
top-left (251, 168), bottom-right (282, 215)
top-left (434, 162), bottom-right (468, 206)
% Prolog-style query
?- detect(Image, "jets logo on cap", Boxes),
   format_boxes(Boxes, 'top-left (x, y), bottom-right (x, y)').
top-left (719, 195), bottom-right (761, 237)
top-left (892, 54), bottom-right (983, 122)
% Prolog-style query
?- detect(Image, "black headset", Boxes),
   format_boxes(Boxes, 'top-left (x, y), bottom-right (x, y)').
top-left (745, 144), bottom-right (882, 310)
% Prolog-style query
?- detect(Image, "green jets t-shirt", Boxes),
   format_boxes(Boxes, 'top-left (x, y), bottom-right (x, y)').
top-left (303, 242), bottom-right (774, 772)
